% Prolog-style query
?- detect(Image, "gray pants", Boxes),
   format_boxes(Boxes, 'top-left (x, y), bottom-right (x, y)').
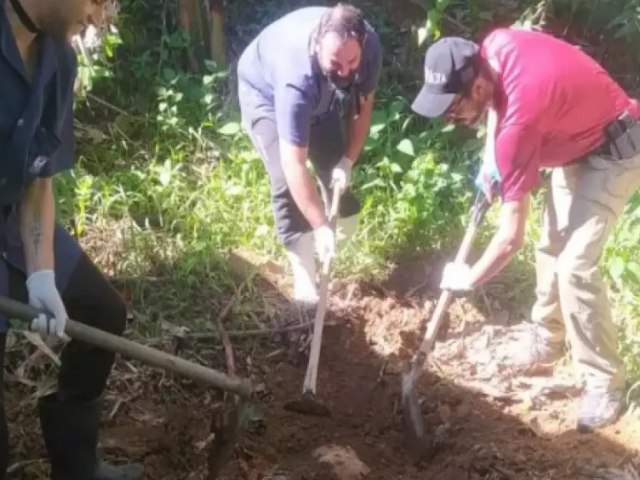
top-left (243, 107), bottom-right (361, 247)
top-left (532, 151), bottom-right (640, 390)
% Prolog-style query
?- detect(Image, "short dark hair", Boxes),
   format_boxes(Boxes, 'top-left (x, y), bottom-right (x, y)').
top-left (316, 3), bottom-right (366, 46)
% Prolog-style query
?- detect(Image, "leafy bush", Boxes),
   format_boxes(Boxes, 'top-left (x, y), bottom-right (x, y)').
top-left (57, 0), bottom-right (640, 378)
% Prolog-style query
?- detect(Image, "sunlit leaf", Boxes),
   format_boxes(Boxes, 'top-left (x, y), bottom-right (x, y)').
top-left (390, 162), bottom-right (403, 174)
top-left (218, 122), bottom-right (241, 135)
top-left (417, 26), bottom-right (428, 46)
top-left (397, 139), bottom-right (415, 156)
top-left (370, 123), bottom-right (386, 135)
top-left (608, 256), bottom-right (625, 281)
top-left (626, 261), bottom-right (640, 283)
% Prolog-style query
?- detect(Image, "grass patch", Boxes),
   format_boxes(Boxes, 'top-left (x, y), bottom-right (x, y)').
top-left (56, 0), bottom-right (640, 379)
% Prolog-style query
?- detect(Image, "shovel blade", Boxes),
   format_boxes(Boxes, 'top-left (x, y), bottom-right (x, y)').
top-left (401, 367), bottom-right (427, 454)
top-left (284, 391), bottom-right (331, 417)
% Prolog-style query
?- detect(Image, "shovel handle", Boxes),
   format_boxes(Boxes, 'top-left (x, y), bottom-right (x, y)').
top-left (411, 190), bottom-right (491, 370)
top-left (328, 184), bottom-right (342, 224)
top-left (455, 190), bottom-right (490, 263)
top-left (319, 185), bottom-right (343, 276)
top-left (0, 296), bottom-right (253, 398)
top-left (301, 184), bottom-right (343, 396)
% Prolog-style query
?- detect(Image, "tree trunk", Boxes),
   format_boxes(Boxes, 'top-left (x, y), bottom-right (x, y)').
top-left (177, 0), bottom-right (201, 71)
top-left (208, 0), bottom-right (226, 66)
top-left (177, 0), bottom-right (226, 70)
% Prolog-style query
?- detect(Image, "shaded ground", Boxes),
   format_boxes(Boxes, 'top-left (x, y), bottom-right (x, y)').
top-left (4, 2), bottom-right (640, 479)
top-left (4, 254), bottom-right (639, 479)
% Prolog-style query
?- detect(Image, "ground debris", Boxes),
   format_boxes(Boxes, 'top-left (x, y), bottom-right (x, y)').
top-left (4, 265), bottom-right (640, 479)
top-left (579, 465), bottom-right (640, 480)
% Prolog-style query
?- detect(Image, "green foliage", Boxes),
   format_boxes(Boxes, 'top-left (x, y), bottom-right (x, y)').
top-left (603, 193), bottom-right (640, 378)
top-left (417, 0), bottom-right (455, 45)
top-left (58, 0), bottom-right (640, 378)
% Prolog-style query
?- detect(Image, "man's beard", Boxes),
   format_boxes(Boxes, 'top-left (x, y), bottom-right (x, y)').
top-left (327, 69), bottom-right (356, 91)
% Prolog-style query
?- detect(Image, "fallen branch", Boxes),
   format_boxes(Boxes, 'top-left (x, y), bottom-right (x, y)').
top-left (85, 93), bottom-right (142, 119)
top-left (7, 459), bottom-right (45, 474)
top-left (213, 293), bottom-right (237, 377)
top-left (207, 292), bottom-right (243, 479)
top-left (4, 372), bottom-right (38, 388)
top-left (22, 332), bottom-right (61, 367)
top-left (14, 348), bottom-right (47, 379)
top-left (146, 320), bottom-right (339, 346)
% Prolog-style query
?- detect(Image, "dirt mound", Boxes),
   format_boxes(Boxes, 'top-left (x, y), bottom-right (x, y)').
top-left (4, 271), bottom-right (639, 479)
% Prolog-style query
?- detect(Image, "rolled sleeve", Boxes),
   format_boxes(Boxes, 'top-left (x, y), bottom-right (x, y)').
top-left (495, 124), bottom-right (542, 202)
top-left (39, 48), bottom-right (77, 178)
top-left (41, 98), bottom-right (75, 177)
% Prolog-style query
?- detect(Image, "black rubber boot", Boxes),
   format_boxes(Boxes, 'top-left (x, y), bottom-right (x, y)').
top-left (38, 393), bottom-right (144, 480)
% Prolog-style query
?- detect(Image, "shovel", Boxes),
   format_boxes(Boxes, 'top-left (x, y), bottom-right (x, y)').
top-left (401, 190), bottom-right (490, 456)
top-left (0, 295), bottom-right (253, 397)
top-left (284, 184), bottom-right (343, 417)
top-left (0, 295), bottom-right (254, 477)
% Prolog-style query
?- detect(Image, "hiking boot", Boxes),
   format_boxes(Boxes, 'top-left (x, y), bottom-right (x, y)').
top-left (577, 389), bottom-right (625, 433)
top-left (509, 325), bottom-right (565, 374)
top-left (39, 393), bottom-right (144, 480)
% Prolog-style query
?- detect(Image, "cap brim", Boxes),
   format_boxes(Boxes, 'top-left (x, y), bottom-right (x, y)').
top-left (411, 86), bottom-right (456, 118)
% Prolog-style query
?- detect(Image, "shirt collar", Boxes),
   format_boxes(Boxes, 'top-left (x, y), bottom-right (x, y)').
top-left (0, 2), bottom-right (57, 87)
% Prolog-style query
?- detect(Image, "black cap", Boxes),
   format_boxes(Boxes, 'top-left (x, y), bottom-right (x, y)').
top-left (412, 37), bottom-right (480, 118)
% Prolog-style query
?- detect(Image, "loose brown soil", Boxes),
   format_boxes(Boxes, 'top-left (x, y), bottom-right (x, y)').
top-left (5, 3), bottom-right (640, 478)
top-left (5, 255), bottom-right (639, 480)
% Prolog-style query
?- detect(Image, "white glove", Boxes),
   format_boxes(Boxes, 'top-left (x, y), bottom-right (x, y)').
top-left (331, 155), bottom-right (352, 192)
top-left (26, 270), bottom-right (68, 339)
top-left (313, 224), bottom-right (336, 264)
top-left (440, 262), bottom-right (473, 292)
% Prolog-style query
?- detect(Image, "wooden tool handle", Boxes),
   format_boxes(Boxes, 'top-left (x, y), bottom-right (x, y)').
top-left (327, 184), bottom-right (342, 223)
top-left (411, 190), bottom-right (491, 370)
top-left (0, 296), bottom-right (253, 398)
top-left (302, 184), bottom-right (343, 395)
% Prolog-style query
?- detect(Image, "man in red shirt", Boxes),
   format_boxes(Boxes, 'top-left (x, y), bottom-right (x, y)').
top-left (412, 28), bottom-right (640, 431)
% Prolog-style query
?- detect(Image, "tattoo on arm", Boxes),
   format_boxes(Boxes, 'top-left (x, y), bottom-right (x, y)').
top-left (29, 211), bottom-right (42, 254)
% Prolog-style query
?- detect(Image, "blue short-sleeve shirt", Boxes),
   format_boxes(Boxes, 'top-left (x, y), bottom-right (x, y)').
top-left (237, 6), bottom-right (383, 147)
top-left (0, 3), bottom-right (83, 331)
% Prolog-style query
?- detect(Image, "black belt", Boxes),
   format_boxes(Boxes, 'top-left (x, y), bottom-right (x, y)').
top-left (598, 110), bottom-right (640, 160)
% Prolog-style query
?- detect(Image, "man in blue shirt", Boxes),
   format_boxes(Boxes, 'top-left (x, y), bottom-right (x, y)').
top-left (237, 3), bottom-right (382, 312)
top-left (0, 0), bottom-right (143, 478)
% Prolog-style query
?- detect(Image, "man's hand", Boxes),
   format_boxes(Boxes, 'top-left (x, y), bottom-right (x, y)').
top-left (26, 270), bottom-right (68, 339)
top-left (475, 157), bottom-right (500, 203)
top-left (440, 262), bottom-right (473, 292)
top-left (331, 155), bottom-right (352, 192)
top-left (313, 224), bottom-right (336, 264)
top-left (18, 178), bottom-right (63, 339)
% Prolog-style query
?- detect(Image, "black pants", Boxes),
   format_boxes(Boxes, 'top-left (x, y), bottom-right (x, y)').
top-left (0, 252), bottom-right (127, 475)
top-left (247, 108), bottom-right (361, 247)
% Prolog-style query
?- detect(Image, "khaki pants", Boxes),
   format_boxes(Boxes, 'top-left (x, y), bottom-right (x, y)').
top-left (532, 151), bottom-right (640, 391)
